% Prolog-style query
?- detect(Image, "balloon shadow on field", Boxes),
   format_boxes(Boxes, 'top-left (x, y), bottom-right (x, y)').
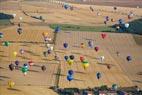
top-left (97, 63), bottom-right (115, 66)
top-left (132, 80), bottom-right (142, 84)
top-left (17, 55), bottom-right (30, 60)
top-left (7, 88), bottom-right (21, 92)
top-left (0, 66), bottom-right (5, 69)
top-left (33, 64), bottom-right (41, 67)
top-left (25, 50), bottom-right (40, 57)
top-left (53, 73), bottom-right (66, 77)
top-left (74, 78), bottom-right (84, 81)
top-left (0, 55), bottom-right (8, 57)
top-left (28, 69), bottom-right (40, 73)
top-left (0, 75), bottom-right (10, 79)
top-left (74, 71), bottom-right (86, 74)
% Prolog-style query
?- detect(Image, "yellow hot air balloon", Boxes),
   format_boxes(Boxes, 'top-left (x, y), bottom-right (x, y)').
top-left (83, 63), bottom-right (89, 70)
top-left (42, 32), bottom-right (48, 37)
top-left (8, 81), bottom-right (15, 88)
top-left (67, 59), bottom-right (74, 66)
top-left (13, 51), bottom-right (18, 57)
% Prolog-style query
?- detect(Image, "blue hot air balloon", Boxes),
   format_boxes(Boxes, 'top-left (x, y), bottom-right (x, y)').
top-left (68, 70), bottom-right (74, 75)
top-left (64, 56), bottom-right (68, 61)
top-left (96, 72), bottom-right (101, 80)
top-left (67, 75), bottom-right (74, 81)
top-left (127, 56), bottom-right (132, 62)
top-left (63, 43), bottom-right (68, 48)
top-left (55, 26), bottom-right (61, 33)
top-left (15, 60), bottom-right (19, 66)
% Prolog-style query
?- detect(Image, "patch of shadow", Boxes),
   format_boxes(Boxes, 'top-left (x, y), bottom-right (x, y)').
top-left (20, 44), bottom-right (30, 47)
top-left (42, 58), bottom-right (55, 61)
top-left (54, 50), bottom-right (66, 54)
top-left (137, 72), bottom-right (142, 75)
top-left (33, 64), bottom-right (41, 67)
top-left (0, 67), bottom-right (5, 69)
top-left (7, 88), bottom-right (21, 92)
top-left (0, 78), bottom-right (4, 81)
top-left (0, 51), bottom-right (4, 52)
top-left (97, 63), bottom-right (115, 66)
top-left (53, 73), bottom-right (66, 77)
top-left (72, 45), bottom-right (80, 48)
top-left (17, 55), bottom-right (30, 60)
top-left (25, 50), bottom-right (40, 57)
top-left (74, 78), bottom-right (84, 81)
top-left (133, 35), bottom-right (142, 46)
top-left (0, 55), bottom-right (8, 57)
top-left (71, 52), bottom-right (82, 55)
top-left (0, 76), bottom-right (10, 79)
top-left (28, 69), bottom-right (40, 73)
top-left (132, 80), bottom-right (142, 84)
top-left (74, 71), bottom-right (86, 74)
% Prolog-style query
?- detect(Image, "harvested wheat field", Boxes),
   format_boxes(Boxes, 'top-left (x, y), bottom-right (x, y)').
top-left (0, 0), bottom-right (142, 95)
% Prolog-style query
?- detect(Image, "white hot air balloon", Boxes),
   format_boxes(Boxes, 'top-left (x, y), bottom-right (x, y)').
top-left (125, 23), bottom-right (129, 28)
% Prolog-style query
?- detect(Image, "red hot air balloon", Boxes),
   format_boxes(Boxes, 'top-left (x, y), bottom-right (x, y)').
top-left (28, 60), bottom-right (34, 66)
top-left (80, 56), bottom-right (85, 62)
top-left (94, 46), bottom-right (99, 52)
top-left (101, 33), bottom-right (107, 39)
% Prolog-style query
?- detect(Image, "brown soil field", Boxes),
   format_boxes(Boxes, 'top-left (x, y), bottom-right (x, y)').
top-left (0, 0), bottom-right (142, 95)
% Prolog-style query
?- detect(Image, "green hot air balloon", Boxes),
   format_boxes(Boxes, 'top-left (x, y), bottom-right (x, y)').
top-left (21, 66), bottom-right (28, 73)
top-left (3, 41), bottom-right (10, 46)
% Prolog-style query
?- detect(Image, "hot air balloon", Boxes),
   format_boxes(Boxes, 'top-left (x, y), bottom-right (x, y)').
top-left (64, 56), bottom-right (69, 61)
top-left (105, 16), bottom-right (109, 21)
top-left (100, 56), bottom-right (105, 63)
top-left (96, 72), bottom-right (101, 80)
top-left (68, 70), bottom-right (74, 75)
top-left (125, 23), bottom-right (129, 28)
top-left (55, 26), bottom-right (61, 33)
top-left (88, 40), bottom-right (93, 48)
top-left (13, 51), bottom-right (18, 57)
top-left (21, 66), bottom-right (28, 75)
top-left (8, 81), bottom-right (15, 88)
top-left (63, 42), bottom-right (68, 48)
top-left (112, 84), bottom-right (118, 90)
top-left (15, 60), bottom-right (19, 66)
top-left (42, 32), bottom-right (48, 37)
top-left (82, 63), bottom-right (89, 70)
top-left (0, 32), bottom-right (3, 38)
top-left (81, 43), bottom-right (85, 48)
top-left (94, 46), bottom-right (99, 52)
top-left (28, 60), bottom-right (34, 66)
top-left (9, 63), bottom-right (15, 71)
top-left (17, 27), bottom-right (22, 35)
top-left (19, 49), bottom-right (24, 54)
top-left (69, 55), bottom-right (74, 60)
top-left (101, 33), bottom-right (107, 39)
top-left (80, 56), bottom-right (85, 62)
top-left (47, 49), bottom-right (52, 54)
top-left (3, 41), bottom-right (10, 46)
top-left (126, 56), bottom-right (132, 62)
top-left (67, 75), bottom-right (73, 81)
top-left (41, 65), bottom-right (46, 72)
top-left (118, 19), bottom-right (125, 24)
top-left (64, 4), bottom-right (69, 10)
top-left (67, 59), bottom-right (74, 66)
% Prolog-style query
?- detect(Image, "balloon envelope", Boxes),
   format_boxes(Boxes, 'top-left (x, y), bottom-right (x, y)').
top-left (21, 66), bottom-right (28, 73)
top-left (67, 75), bottom-right (73, 81)
top-left (3, 41), bottom-right (10, 46)
top-left (0, 32), bottom-right (3, 38)
top-left (127, 56), bottom-right (132, 61)
top-left (69, 55), bottom-right (74, 60)
top-left (64, 56), bottom-right (68, 61)
top-left (94, 46), bottom-right (99, 52)
top-left (15, 60), bottom-right (19, 66)
top-left (67, 59), bottom-right (74, 65)
top-left (96, 72), bottom-right (101, 79)
top-left (68, 70), bottom-right (74, 75)
top-left (125, 23), bottom-right (129, 28)
top-left (8, 81), bottom-right (15, 88)
top-left (55, 26), bottom-right (60, 33)
top-left (63, 43), bottom-right (68, 48)
top-left (101, 33), bottom-right (106, 39)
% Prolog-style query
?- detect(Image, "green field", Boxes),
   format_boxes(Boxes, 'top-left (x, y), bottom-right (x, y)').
top-left (49, 24), bottom-right (116, 32)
